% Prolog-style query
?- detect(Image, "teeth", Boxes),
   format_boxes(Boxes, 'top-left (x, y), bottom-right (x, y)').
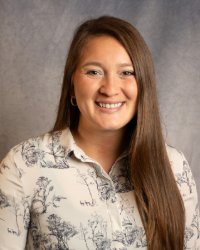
top-left (98, 102), bottom-right (123, 109)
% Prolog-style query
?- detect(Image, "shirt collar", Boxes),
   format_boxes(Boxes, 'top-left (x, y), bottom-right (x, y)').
top-left (57, 127), bottom-right (129, 174)
top-left (58, 128), bottom-right (95, 162)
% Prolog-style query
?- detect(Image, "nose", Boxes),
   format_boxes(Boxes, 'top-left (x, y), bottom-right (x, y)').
top-left (99, 74), bottom-right (119, 97)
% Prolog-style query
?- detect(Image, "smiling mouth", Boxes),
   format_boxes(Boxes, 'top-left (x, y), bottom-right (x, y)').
top-left (96, 102), bottom-right (124, 109)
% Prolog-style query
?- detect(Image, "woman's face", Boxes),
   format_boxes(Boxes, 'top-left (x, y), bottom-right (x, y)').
top-left (72, 35), bottom-right (138, 133)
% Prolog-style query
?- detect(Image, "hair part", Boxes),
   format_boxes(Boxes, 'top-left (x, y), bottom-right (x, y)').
top-left (52, 16), bottom-right (185, 249)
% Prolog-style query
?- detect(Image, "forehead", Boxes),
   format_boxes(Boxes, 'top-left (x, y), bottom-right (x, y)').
top-left (78, 35), bottom-right (132, 64)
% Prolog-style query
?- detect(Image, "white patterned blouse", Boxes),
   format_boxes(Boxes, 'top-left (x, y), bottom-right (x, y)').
top-left (0, 128), bottom-right (199, 250)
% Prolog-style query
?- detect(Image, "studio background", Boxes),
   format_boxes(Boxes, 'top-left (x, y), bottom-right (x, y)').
top-left (0, 0), bottom-right (200, 198)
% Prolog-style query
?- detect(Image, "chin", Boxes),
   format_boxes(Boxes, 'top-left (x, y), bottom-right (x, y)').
top-left (99, 118), bottom-right (131, 129)
top-left (98, 124), bottom-right (126, 132)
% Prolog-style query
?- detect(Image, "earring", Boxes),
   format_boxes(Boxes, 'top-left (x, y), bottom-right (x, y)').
top-left (71, 96), bottom-right (77, 106)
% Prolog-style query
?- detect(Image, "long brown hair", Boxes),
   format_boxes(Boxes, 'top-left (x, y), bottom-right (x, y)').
top-left (52, 16), bottom-right (185, 249)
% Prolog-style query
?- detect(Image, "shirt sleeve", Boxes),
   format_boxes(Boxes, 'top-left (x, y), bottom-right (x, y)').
top-left (0, 149), bottom-right (29, 250)
top-left (174, 151), bottom-right (200, 250)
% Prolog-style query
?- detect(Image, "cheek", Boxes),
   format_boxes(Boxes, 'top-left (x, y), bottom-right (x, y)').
top-left (73, 78), bottom-right (86, 99)
top-left (73, 86), bottom-right (94, 115)
top-left (74, 86), bottom-right (91, 102)
top-left (74, 79), bottom-right (97, 101)
top-left (126, 80), bottom-right (138, 100)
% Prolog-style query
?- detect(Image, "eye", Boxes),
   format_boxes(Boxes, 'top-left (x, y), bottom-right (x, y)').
top-left (121, 70), bottom-right (135, 77)
top-left (85, 70), bottom-right (103, 78)
top-left (86, 70), bottom-right (99, 75)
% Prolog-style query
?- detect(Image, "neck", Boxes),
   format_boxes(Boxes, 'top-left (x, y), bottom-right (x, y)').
top-left (72, 126), bottom-right (126, 173)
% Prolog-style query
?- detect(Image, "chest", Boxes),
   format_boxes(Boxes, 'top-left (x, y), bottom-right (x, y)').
top-left (25, 167), bottom-right (147, 249)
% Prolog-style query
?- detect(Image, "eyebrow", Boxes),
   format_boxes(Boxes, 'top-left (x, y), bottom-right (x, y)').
top-left (81, 61), bottom-right (133, 68)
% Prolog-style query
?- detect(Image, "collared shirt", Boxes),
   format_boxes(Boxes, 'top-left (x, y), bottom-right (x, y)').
top-left (0, 128), bottom-right (199, 250)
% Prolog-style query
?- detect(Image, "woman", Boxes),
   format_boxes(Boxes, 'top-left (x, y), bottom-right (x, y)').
top-left (0, 16), bottom-right (199, 250)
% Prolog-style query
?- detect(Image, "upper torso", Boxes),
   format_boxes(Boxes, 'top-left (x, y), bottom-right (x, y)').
top-left (0, 129), bottom-right (199, 249)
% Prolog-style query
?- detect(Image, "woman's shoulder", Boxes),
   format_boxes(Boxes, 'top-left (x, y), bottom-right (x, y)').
top-left (166, 144), bottom-right (197, 199)
top-left (165, 144), bottom-right (189, 173)
top-left (0, 129), bottom-right (70, 168)
top-left (8, 130), bottom-right (56, 156)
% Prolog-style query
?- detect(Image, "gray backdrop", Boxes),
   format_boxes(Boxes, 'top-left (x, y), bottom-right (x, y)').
top-left (0, 0), bottom-right (200, 198)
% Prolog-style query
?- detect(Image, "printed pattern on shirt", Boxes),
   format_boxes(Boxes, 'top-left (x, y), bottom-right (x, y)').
top-left (0, 129), bottom-right (199, 249)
